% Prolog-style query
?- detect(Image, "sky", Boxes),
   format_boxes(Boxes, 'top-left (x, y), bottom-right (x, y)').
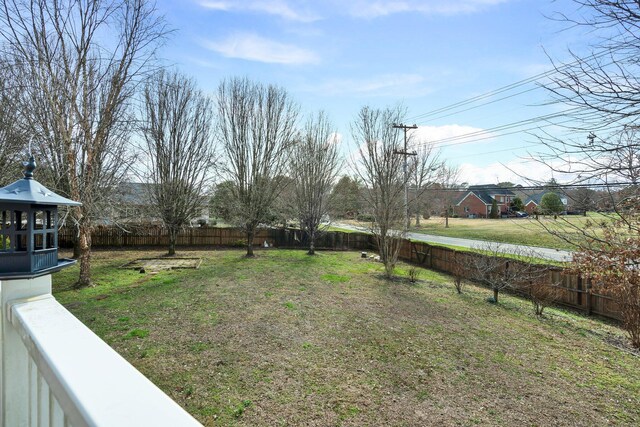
top-left (154, 0), bottom-right (593, 185)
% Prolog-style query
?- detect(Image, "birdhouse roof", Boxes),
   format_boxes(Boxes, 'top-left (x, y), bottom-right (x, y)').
top-left (0, 178), bottom-right (81, 206)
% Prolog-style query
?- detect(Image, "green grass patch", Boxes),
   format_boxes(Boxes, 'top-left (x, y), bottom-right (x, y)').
top-left (321, 273), bottom-right (350, 283)
top-left (124, 328), bottom-right (149, 339)
top-left (343, 213), bottom-right (618, 251)
top-left (53, 248), bottom-right (640, 426)
top-left (404, 213), bottom-right (617, 250)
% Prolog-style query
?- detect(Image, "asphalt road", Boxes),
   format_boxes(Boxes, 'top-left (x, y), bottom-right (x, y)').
top-left (334, 222), bottom-right (573, 262)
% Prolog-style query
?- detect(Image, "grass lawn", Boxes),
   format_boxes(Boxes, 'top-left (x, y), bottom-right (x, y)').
top-left (53, 249), bottom-right (639, 426)
top-left (343, 213), bottom-right (618, 250)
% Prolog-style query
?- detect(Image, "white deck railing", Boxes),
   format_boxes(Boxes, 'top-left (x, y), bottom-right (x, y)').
top-left (0, 276), bottom-right (202, 427)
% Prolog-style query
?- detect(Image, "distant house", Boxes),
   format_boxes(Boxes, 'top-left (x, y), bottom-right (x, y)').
top-left (524, 192), bottom-right (568, 214)
top-left (454, 185), bottom-right (516, 218)
top-left (102, 182), bottom-right (210, 226)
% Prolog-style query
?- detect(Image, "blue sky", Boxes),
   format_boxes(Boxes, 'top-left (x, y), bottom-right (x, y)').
top-left (155, 0), bottom-right (591, 185)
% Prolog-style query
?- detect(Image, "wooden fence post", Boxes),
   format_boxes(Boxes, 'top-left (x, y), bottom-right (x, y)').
top-left (585, 278), bottom-right (592, 316)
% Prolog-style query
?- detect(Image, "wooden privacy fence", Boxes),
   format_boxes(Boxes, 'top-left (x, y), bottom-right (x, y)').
top-left (59, 226), bottom-right (620, 321)
top-left (400, 239), bottom-right (621, 321)
top-left (58, 226), bottom-right (373, 251)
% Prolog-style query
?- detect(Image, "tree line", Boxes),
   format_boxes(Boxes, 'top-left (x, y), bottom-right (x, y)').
top-left (0, 0), bottom-right (450, 286)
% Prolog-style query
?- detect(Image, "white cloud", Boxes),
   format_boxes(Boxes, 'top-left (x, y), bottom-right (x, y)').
top-left (346, 0), bottom-right (511, 19)
top-left (199, 0), bottom-right (320, 22)
top-left (312, 73), bottom-right (429, 97)
top-left (202, 33), bottom-right (319, 65)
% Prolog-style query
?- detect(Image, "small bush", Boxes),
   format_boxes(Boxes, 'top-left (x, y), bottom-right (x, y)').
top-left (451, 252), bottom-right (465, 294)
top-left (520, 281), bottom-right (562, 316)
top-left (357, 213), bottom-right (375, 222)
top-left (408, 266), bottom-right (420, 283)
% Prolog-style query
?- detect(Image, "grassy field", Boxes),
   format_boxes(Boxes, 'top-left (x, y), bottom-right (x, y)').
top-left (343, 213), bottom-right (617, 250)
top-left (53, 249), bottom-right (639, 426)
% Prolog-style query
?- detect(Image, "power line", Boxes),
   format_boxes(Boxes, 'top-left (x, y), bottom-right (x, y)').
top-left (406, 48), bottom-right (621, 123)
top-left (421, 86), bottom-right (540, 123)
top-left (412, 107), bottom-right (583, 150)
top-left (446, 144), bottom-right (541, 159)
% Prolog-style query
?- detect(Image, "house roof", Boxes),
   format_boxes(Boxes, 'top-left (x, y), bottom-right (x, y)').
top-left (455, 185), bottom-right (516, 206)
top-left (0, 157), bottom-right (81, 206)
top-left (116, 182), bottom-right (155, 205)
top-left (524, 191), bottom-right (565, 206)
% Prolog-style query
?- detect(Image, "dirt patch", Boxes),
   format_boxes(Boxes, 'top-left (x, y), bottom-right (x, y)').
top-left (120, 257), bottom-right (202, 273)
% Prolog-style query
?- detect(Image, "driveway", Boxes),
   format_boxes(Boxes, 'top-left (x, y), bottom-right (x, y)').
top-left (334, 222), bottom-right (573, 262)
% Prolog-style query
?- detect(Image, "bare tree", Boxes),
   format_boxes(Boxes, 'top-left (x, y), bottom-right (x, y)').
top-left (407, 143), bottom-right (443, 227)
top-left (429, 166), bottom-right (461, 228)
top-left (533, 1), bottom-right (640, 345)
top-left (470, 242), bottom-right (547, 304)
top-left (537, 0), bottom-right (640, 227)
top-left (215, 77), bottom-right (299, 257)
top-left (546, 2), bottom-right (640, 132)
top-left (352, 105), bottom-right (407, 278)
top-left (0, 0), bottom-right (167, 286)
top-left (140, 70), bottom-right (215, 256)
top-left (0, 75), bottom-right (25, 184)
top-left (290, 112), bottom-right (341, 255)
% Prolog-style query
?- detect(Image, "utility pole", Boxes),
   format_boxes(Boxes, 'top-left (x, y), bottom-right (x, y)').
top-left (392, 123), bottom-right (418, 230)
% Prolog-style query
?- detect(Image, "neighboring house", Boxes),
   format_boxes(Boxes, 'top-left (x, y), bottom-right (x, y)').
top-left (454, 185), bottom-right (516, 218)
top-left (524, 192), bottom-right (568, 214)
top-left (101, 182), bottom-right (210, 226)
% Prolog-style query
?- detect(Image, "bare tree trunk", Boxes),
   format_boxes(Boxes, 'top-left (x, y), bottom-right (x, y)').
top-left (168, 228), bottom-right (178, 256)
top-left (77, 224), bottom-right (92, 287)
top-left (416, 210), bottom-right (420, 226)
top-left (72, 235), bottom-right (81, 259)
top-left (246, 229), bottom-right (255, 257)
top-left (308, 228), bottom-right (316, 255)
top-left (445, 206), bottom-right (449, 228)
top-left (493, 288), bottom-right (499, 303)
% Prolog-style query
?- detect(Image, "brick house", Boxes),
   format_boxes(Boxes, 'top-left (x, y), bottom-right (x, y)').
top-left (524, 192), bottom-right (568, 214)
top-left (454, 185), bottom-right (516, 218)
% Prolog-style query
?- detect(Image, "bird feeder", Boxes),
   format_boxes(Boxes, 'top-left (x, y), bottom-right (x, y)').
top-left (0, 156), bottom-right (80, 279)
